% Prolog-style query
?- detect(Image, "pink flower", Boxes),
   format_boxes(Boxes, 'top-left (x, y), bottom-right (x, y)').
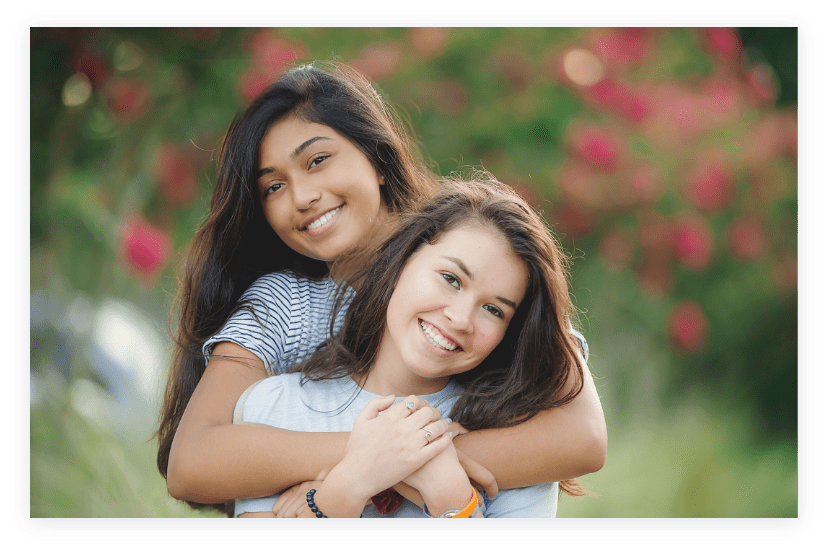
top-left (569, 125), bottom-right (622, 170)
top-left (745, 64), bottom-right (777, 107)
top-left (701, 28), bottom-right (743, 63)
top-left (120, 217), bottom-right (172, 280)
top-left (495, 50), bottom-right (532, 89)
top-left (771, 252), bottom-right (797, 294)
top-left (727, 216), bottom-right (768, 261)
top-left (237, 67), bottom-right (275, 103)
top-left (627, 163), bottom-right (665, 205)
top-left (549, 203), bottom-right (596, 237)
top-left (702, 77), bottom-right (743, 124)
top-left (673, 214), bottom-right (715, 270)
top-left (637, 255), bottom-right (674, 297)
top-left (106, 79), bottom-right (151, 121)
top-left (408, 27), bottom-right (449, 58)
top-left (433, 80), bottom-right (469, 115)
top-left (637, 211), bottom-right (674, 254)
top-left (152, 144), bottom-right (199, 207)
top-left (351, 43), bottom-right (403, 80)
top-left (247, 30), bottom-right (307, 71)
top-left (668, 300), bottom-right (709, 353)
top-left (587, 78), bottom-right (651, 122)
top-left (600, 228), bottom-right (635, 269)
top-left (683, 158), bottom-right (735, 212)
top-left (591, 28), bottom-right (649, 65)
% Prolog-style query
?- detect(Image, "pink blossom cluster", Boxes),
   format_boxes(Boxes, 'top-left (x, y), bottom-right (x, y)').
top-left (548, 28), bottom-right (796, 353)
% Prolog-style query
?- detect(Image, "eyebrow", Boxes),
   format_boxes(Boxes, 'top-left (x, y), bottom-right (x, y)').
top-left (255, 136), bottom-right (332, 179)
top-left (443, 256), bottom-right (518, 310)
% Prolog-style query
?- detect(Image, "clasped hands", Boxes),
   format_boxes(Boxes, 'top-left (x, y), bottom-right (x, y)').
top-left (271, 394), bottom-right (497, 517)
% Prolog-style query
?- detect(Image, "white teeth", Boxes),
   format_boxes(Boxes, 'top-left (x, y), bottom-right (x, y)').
top-left (420, 321), bottom-right (458, 351)
top-left (306, 207), bottom-right (341, 230)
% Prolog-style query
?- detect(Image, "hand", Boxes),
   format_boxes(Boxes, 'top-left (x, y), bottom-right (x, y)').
top-left (403, 439), bottom-right (473, 517)
top-left (324, 394), bottom-right (453, 503)
top-left (272, 480), bottom-right (324, 518)
top-left (456, 446), bottom-right (498, 498)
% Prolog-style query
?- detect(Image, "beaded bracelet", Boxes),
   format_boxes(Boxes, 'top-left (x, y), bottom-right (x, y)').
top-left (423, 488), bottom-right (480, 518)
top-left (305, 489), bottom-right (328, 518)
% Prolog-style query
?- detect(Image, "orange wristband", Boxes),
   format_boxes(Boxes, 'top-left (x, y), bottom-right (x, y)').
top-left (423, 488), bottom-right (479, 518)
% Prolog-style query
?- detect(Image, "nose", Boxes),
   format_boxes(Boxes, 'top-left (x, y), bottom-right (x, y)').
top-left (444, 296), bottom-right (474, 333)
top-left (291, 177), bottom-right (322, 211)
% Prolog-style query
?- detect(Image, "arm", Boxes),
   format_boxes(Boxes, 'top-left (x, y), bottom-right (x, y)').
top-left (452, 354), bottom-right (606, 488)
top-left (166, 341), bottom-right (350, 502)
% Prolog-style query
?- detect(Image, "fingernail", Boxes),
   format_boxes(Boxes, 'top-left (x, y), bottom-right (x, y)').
top-left (445, 417), bottom-right (452, 424)
top-left (386, 394), bottom-right (395, 399)
top-left (448, 432), bottom-right (454, 438)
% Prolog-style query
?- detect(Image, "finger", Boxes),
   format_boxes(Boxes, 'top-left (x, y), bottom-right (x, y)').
top-left (272, 486), bottom-right (298, 517)
top-left (456, 449), bottom-right (498, 498)
top-left (419, 417), bottom-right (452, 446)
top-left (356, 395), bottom-right (396, 422)
top-left (405, 406), bottom-right (444, 429)
top-left (415, 432), bottom-right (452, 461)
top-left (386, 395), bottom-right (428, 418)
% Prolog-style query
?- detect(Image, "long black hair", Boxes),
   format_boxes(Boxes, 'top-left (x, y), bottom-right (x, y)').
top-left (156, 62), bottom-right (438, 514)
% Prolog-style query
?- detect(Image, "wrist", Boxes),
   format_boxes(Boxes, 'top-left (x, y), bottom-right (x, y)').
top-left (419, 470), bottom-right (474, 517)
top-left (312, 466), bottom-right (373, 517)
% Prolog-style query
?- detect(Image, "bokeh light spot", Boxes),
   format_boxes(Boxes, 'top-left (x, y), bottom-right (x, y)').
top-left (562, 48), bottom-right (604, 87)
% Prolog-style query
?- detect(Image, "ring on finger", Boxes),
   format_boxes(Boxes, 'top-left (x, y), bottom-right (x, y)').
top-left (423, 428), bottom-right (433, 443)
top-left (404, 400), bottom-right (415, 411)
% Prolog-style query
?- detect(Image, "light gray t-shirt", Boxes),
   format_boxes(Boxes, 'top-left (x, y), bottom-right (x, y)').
top-left (233, 373), bottom-right (558, 518)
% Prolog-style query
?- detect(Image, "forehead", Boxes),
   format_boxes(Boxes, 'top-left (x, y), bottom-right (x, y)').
top-left (259, 116), bottom-right (339, 156)
top-left (412, 222), bottom-right (529, 301)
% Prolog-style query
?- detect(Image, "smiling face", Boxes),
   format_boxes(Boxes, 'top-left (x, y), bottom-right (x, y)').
top-left (369, 222), bottom-right (529, 397)
top-left (256, 114), bottom-right (387, 262)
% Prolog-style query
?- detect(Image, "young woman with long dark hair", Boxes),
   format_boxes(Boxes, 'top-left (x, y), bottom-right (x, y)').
top-left (235, 176), bottom-right (587, 517)
top-left (157, 63), bottom-right (606, 517)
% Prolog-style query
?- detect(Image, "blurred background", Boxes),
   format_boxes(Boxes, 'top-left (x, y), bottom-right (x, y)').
top-left (30, 27), bottom-right (797, 517)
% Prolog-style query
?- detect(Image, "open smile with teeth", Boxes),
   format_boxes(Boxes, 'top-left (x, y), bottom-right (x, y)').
top-left (420, 320), bottom-right (460, 352)
top-left (305, 206), bottom-right (342, 231)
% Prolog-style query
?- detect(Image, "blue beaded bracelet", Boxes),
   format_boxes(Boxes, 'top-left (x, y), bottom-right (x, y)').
top-left (306, 489), bottom-right (328, 518)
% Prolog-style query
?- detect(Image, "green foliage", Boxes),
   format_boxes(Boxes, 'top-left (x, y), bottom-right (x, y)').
top-left (30, 27), bottom-right (797, 517)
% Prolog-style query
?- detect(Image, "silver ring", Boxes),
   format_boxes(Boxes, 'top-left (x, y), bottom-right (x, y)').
top-left (404, 400), bottom-right (415, 411)
top-left (423, 429), bottom-right (433, 443)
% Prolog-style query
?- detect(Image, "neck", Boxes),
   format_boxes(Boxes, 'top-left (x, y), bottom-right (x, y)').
top-left (358, 330), bottom-right (451, 397)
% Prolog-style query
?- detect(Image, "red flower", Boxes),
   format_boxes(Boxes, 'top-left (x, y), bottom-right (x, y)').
top-left (107, 79), bottom-right (151, 121)
top-left (637, 211), bottom-right (674, 254)
top-left (587, 78), bottom-right (651, 122)
top-left (408, 27), bottom-right (449, 59)
top-left (238, 67), bottom-right (274, 103)
top-left (72, 47), bottom-right (112, 88)
top-left (668, 300), bottom-right (709, 353)
top-left (152, 144), bottom-right (199, 207)
top-left (727, 216), bottom-right (768, 261)
top-left (637, 254), bottom-right (674, 297)
top-left (745, 64), bottom-right (777, 107)
top-left (702, 77), bottom-right (743, 124)
top-left (120, 217), bottom-right (172, 280)
top-left (600, 228), bottom-right (635, 269)
top-left (433, 80), bottom-right (469, 115)
top-left (591, 28), bottom-right (649, 66)
top-left (247, 30), bottom-right (307, 71)
top-left (351, 43), bottom-right (403, 81)
top-left (683, 158), bottom-right (735, 212)
top-left (673, 214), bottom-right (715, 270)
top-left (569, 125), bottom-right (622, 170)
top-left (495, 50), bottom-right (532, 89)
top-left (701, 28), bottom-right (743, 63)
top-left (627, 163), bottom-right (665, 205)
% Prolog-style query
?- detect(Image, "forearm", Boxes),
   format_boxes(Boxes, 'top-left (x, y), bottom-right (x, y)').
top-left (453, 361), bottom-right (606, 488)
top-left (167, 423), bottom-right (348, 503)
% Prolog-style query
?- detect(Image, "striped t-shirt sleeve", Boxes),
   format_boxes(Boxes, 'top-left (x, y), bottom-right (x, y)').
top-left (203, 273), bottom-right (301, 375)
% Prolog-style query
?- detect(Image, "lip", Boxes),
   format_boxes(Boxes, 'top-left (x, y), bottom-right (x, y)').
top-left (419, 319), bottom-right (462, 353)
top-left (301, 205), bottom-right (343, 237)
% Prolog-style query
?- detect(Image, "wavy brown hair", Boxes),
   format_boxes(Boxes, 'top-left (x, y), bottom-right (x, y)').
top-left (292, 173), bottom-right (586, 495)
top-left (155, 62), bottom-right (438, 514)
